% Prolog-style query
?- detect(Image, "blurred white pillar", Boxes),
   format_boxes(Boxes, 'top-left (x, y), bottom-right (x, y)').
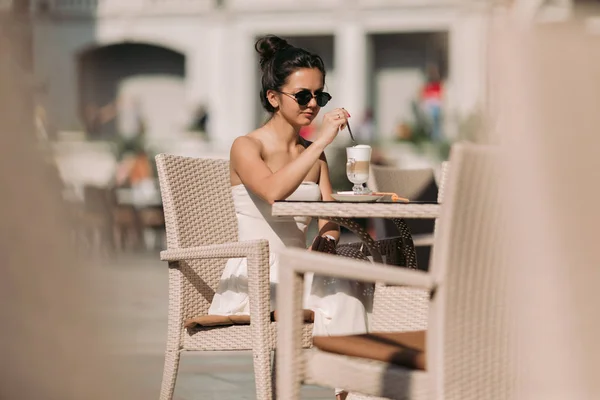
top-left (208, 22), bottom-right (256, 153)
top-left (491, 19), bottom-right (600, 399)
top-left (233, 28), bottom-right (257, 138)
top-left (207, 16), bottom-right (235, 153)
top-left (334, 22), bottom-right (368, 122)
top-left (448, 8), bottom-right (489, 124)
top-left (186, 45), bottom-right (209, 114)
top-left (511, 0), bottom-right (547, 22)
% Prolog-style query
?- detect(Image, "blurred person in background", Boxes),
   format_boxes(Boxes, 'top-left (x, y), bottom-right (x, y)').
top-left (114, 144), bottom-right (157, 250)
top-left (117, 95), bottom-right (145, 140)
top-left (420, 63), bottom-right (444, 141)
top-left (115, 147), bottom-right (154, 204)
top-left (115, 105), bottom-right (153, 212)
top-left (83, 99), bottom-right (118, 139)
top-left (189, 103), bottom-right (209, 136)
top-left (33, 85), bottom-right (56, 141)
top-left (83, 95), bottom-right (145, 140)
top-left (34, 103), bottom-right (50, 141)
top-left (208, 34), bottom-right (368, 400)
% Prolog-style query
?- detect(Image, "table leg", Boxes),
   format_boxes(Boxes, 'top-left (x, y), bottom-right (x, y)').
top-left (328, 217), bottom-right (418, 269)
top-left (390, 218), bottom-right (418, 269)
top-left (327, 217), bottom-right (384, 264)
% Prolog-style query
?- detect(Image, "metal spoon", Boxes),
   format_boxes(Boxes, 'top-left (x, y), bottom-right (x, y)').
top-left (342, 108), bottom-right (357, 145)
top-left (347, 120), bottom-right (358, 145)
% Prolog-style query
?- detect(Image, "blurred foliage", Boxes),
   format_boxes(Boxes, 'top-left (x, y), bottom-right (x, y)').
top-left (395, 100), bottom-right (485, 161)
top-left (394, 100), bottom-right (452, 160)
top-left (454, 108), bottom-right (487, 144)
top-left (114, 134), bottom-right (146, 159)
top-left (113, 132), bottom-right (159, 177)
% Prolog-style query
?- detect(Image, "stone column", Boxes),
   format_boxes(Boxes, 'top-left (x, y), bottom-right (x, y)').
top-left (186, 42), bottom-right (209, 115)
top-left (448, 7), bottom-right (489, 135)
top-left (510, 0), bottom-right (547, 22)
top-left (207, 20), bottom-right (257, 154)
top-left (207, 14), bottom-right (235, 154)
top-left (334, 22), bottom-right (368, 133)
top-left (232, 27), bottom-right (258, 139)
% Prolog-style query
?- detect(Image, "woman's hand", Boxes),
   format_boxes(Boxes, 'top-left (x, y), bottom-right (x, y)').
top-left (314, 108), bottom-right (350, 146)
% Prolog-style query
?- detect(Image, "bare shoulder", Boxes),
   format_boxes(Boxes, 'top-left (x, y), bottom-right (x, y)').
top-left (230, 132), bottom-right (265, 185)
top-left (230, 132), bottom-right (263, 158)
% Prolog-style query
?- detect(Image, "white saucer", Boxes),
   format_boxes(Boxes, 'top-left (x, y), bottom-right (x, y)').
top-left (332, 192), bottom-right (384, 203)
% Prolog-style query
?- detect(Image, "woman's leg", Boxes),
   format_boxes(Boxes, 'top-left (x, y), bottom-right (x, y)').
top-left (306, 247), bottom-right (372, 399)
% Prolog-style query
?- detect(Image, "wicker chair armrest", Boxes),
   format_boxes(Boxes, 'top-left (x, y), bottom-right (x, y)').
top-left (276, 248), bottom-right (433, 397)
top-left (163, 239), bottom-right (273, 353)
top-left (160, 239), bottom-right (269, 262)
top-left (280, 247), bottom-right (434, 289)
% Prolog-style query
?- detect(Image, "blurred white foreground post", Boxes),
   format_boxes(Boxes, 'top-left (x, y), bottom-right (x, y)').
top-left (491, 7), bottom-right (600, 399)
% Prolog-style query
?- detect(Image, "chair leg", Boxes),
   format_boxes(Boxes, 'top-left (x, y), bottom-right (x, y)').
top-left (253, 347), bottom-right (273, 400)
top-left (159, 349), bottom-right (181, 400)
top-left (271, 350), bottom-right (277, 399)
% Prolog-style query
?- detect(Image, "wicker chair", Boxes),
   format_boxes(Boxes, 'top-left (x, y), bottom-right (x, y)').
top-left (155, 154), bottom-right (424, 399)
top-left (364, 163), bottom-right (450, 333)
top-left (155, 154), bottom-right (314, 400)
top-left (370, 166), bottom-right (435, 201)
top-left (277, 144), bottom-right (515, 399)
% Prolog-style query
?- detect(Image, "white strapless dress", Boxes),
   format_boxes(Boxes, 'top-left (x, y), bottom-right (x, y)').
top-left (208, 182), bottom-right (370, 336)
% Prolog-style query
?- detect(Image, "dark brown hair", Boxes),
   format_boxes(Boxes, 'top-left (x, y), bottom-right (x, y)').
top-left (255, 35), bottom-right (326, 113)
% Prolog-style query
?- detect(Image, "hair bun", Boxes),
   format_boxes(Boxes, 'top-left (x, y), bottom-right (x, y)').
top-left (255, 35), bottom-right (292, 70)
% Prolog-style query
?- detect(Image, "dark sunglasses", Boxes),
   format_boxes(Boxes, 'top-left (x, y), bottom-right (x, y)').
top-left (278, 90), bottom-right (332, 107)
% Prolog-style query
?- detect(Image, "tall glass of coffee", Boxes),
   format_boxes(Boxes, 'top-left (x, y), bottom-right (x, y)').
top-left (346, 145), bottom-right (372, 195)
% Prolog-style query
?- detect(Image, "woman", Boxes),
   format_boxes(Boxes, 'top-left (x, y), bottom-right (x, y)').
top-left (420, 63), bottom-right (444, 141)
top-left (208, 35), bottom-right (369, 400)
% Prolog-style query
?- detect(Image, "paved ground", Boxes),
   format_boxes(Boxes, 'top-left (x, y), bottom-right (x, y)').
top-left (98, 252), bottom-right (335, 399)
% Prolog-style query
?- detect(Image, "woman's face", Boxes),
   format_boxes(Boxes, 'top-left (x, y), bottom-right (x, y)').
top-left (273, 67), bottom-right (324, 127)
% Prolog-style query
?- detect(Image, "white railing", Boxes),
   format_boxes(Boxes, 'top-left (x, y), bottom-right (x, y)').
top-left (33, 0), bottom-right (215, 16)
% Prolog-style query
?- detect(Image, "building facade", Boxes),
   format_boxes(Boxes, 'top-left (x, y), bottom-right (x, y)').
top-left (31, 0), bottom-right (517, 153)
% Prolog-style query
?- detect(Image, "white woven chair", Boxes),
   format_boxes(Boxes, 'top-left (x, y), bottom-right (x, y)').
top-left (277, 144), bottom-right (515, 399)
top-left (367, 162), bottom-right (450, 333)
top-left (154, 154), bottom-right (314, 400)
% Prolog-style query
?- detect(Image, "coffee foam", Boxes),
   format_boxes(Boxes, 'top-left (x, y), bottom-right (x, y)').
top-left (347, 145), bottom-right (371, 162)
top-left (353, 144), bottom-right (371, 149)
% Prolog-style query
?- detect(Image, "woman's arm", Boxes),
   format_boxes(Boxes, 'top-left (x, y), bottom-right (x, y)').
top-left (231, 108), bottom-right (350, 204)
top-left (230, 136), bottom-right (327, 204)
top-left (315, 154), bottom-right (340, 242)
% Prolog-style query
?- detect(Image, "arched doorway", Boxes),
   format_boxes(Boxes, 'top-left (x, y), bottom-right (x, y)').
top-left (77, 42), bottom-right (186, 141)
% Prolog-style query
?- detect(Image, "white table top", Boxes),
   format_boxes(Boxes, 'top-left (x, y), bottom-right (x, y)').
top-left (272, 201), bottom-right (440, 219)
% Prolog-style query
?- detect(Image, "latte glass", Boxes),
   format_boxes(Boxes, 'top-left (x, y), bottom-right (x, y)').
top-left (346, 145), bottom-right (372, 195)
